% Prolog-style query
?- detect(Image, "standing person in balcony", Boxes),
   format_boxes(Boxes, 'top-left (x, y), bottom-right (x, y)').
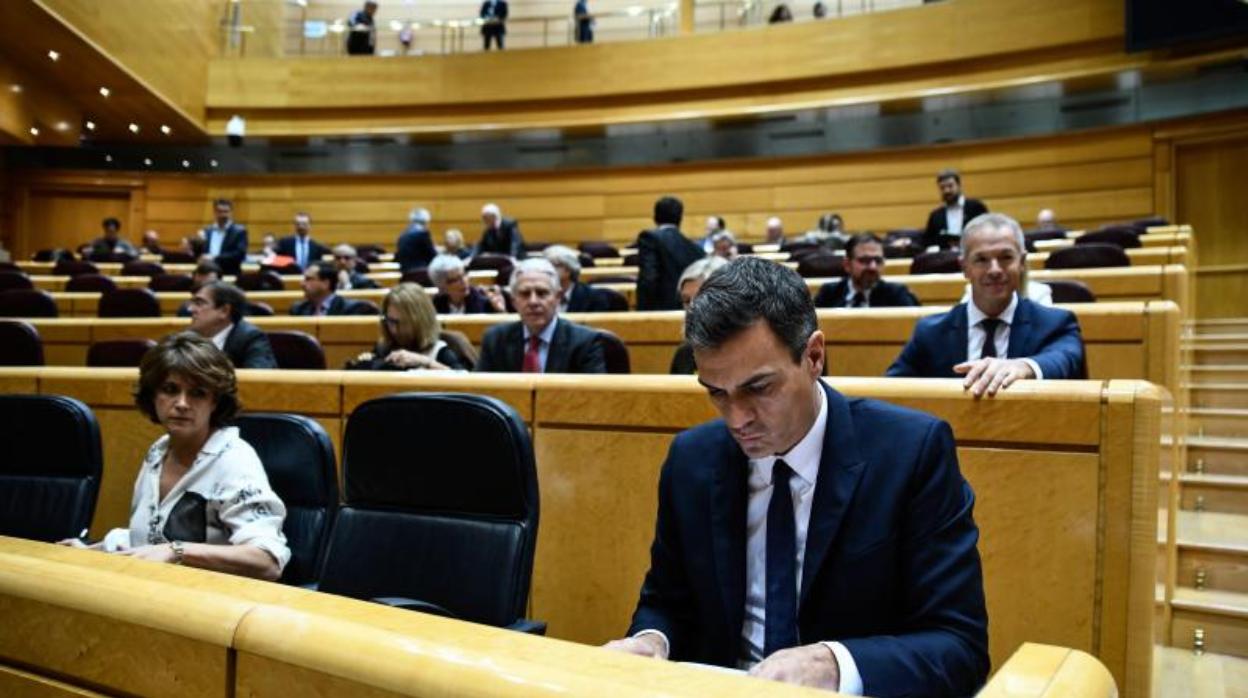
top-left (346, 1), bottom-right (379, 55)
top-left (480, 0), bottom-right (509, 50)
top-left (574, 0), bottom-right (594, 44)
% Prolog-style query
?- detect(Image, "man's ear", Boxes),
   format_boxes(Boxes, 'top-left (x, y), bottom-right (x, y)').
top-left (805, 330), bottom-right (826, 377)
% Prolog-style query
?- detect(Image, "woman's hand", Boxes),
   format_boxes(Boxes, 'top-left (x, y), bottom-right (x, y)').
top-left (115, 544), bottom-right (177, 563)
top-left (56, 538), bottom-right (89, 549)
top-left (385, 349), bottom-right (431, 369)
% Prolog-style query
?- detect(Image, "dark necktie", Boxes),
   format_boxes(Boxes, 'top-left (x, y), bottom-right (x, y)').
top-left (980, 318), bottom-right (1001, 359)
top-left (764, 460), bottom-right (799, 657)
top-left (850, 293), bottom-right (866, 308)
top-left (522, 336), bottom-right (541, 373)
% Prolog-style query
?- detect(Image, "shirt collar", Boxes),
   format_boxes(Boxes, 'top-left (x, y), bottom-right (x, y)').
top-left (523, 316), bottom-right (559, 345)
top-left (319, 294), bottom-right (336, 313)
top-left (947, 195), bottom-right (966, 209)
top-left (749, 383), bottom-right (827, 488)
top-left (210, 323), bottom-right (234, 350)
top-left (144, 426), bottom-right (237, 470)
top-left (967, 291), bottom-right (1019, 325)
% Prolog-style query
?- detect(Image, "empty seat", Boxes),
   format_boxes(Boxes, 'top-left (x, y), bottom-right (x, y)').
top-left (86, 339), bottom-right (156, 367)
top-left (1023, 229), bottom-right (1068, 252)
top-left (578, 253), bottom-right (596, 268)
top-left (598, 287), bottom-right (629, 312)
top-left (0, 321), bottom-right (44, 366)
top-left (1077, 227), bottom-right (1141, 249)
top-left (0, 289), bottom-right (58, 318)
top-left (160, 251), bottom-right (197, 264)
top-left (319, 393), bottom-right (542, 632)
top-left (267, 331), bottom-right (326, 369)
top-left (1045, 243), bottom-right (1130, 269)
top-left (578, 242), bottom-right (619, 259)
top-left (149, 273), bottom-right (194, 292)
top-left (1044, 280), bottom-right (1097, 304)
top-left (796, 253), bottom-right (846, 278)
top-left (356, 244), bottom-right (386, 262)
top-left (235, 271), bottom-right (284, 291)
top-left (597, 330), bottom-right (631, 374)
top-left (0, 272), bottom-right (33, 291)
top-left (910, 250), bottom-right (961, 275)
top-left (99, 288), bottom-right (161, 318)
top-left (33, 248), bottom-right (74, 262)
top-left (244, 301), bottom-right (275, 317)
top-left (235, 413), bottom-right (338, 587)
top-left (121, 261), bottom-right (165, 277)
top-left (344, 299), bottom-right (381, 315)
top-left (52, 259), bottom-right (99, 277)
top-left (468, 253), bottom-right (515, 286)
top-left (0, 262), bottom-right (22, 273)
top-left (0, 395), bottom-right (102, 542)
top-left (65, 274), bottom-right (118, 293)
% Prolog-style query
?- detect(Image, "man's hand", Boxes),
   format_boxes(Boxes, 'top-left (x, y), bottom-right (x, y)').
top-left (602, 634), bottom-right (668, 659)
top-left (749, 643), bottom-right (840, 689)
top-left (953, 357), bottom-right (1035, 398)
top-left (483, 285), bottom-right (507, 312)
top-left (115, 544), bottom-right (176, 563)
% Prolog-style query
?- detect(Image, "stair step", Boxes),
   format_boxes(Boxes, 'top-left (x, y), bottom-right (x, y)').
top-left (1175, 510), bottom-right (1248, 554)
top-left (1170, 588), bottom-right (1248, 659)
top-left (1173, 587), bottom-right (1248, 620)
top-left (1153, 645), bottom-right (1248, 698)
top-left (1191, 345), bottom-right (1248, 366)
top-left (1186, 366), bottom-right (1248, 384)
top-left (1188, 385), bottom-right (1248, 410)
top-left (1186, 408), bottom-right (1248, 439)
top-left (1193, 319), bottom-right (1248, 335)
top-left (1186, 436), bottom-right (1248, 477)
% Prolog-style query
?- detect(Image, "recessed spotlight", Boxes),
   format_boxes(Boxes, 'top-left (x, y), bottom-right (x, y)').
top-left (181, 159), bottom-right (191, 168)
top-left (9, 84), bottom-right (21, 93)
top-left (209, 159), bottom-right (219, 168)
top-left (128, 123), bottom-right (140, 133)
top-left (54, 121), bottom-right (70, 131)
top-left (85, 120), bottom-right (96, 131)
top-left (143, 157), bottom-right (152, 166)
top-left (98, 86), bottom-right (110, 97)
top-left (29, 126), bottom-right (39, 136)
top-left (104, 154), bottom-right (114, 163)
top-left (47, 50), bottom-right (60, 61)
top-left (160, 125), bottom-right (171, 135)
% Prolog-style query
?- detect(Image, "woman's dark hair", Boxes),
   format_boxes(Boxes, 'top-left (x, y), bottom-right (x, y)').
top-left (134, 331), bottom-right (241, 429)
top-left (685, 256), bottom-right (816, 363)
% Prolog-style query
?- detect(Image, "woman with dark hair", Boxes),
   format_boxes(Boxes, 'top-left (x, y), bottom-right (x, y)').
top-left (60, 332), bottom-right (288, 581)
top-left (347, 283), bottom-right (470, 370)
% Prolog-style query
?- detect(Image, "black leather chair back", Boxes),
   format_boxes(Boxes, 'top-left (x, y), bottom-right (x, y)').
top-left (1045, 243), bottom-right (1130, 269)
top-left (596, 330), bottom-right (630, 374)
top-left (1045, 280), bottom-right (1097, 304)
top-left (344, 299), bottom-right (381, 315)
top-left (796, 252), bottom-right (846, 278)
top-left (599, 287), bottom-right (629, 312)
top-left (0, 289), bottom-right (58, 318)
top-left (1133, 216), bottom-right (1168, 229)
top-left (321, 393), bottom-right (538, 628)
top-left (235, 413), bottom-right (338, 586)
top-left (468, 253), bottom-right (515, 286)
top-left (1023, 229), bottom-right (1068, 252)
top-left (402, 268), bottom-right (433, 287)
top-left (149, 273), bottom-right (194, 292)
top-left (0, 321), bottom-right (44, 366)
top-left (267, 330), bottom-right (327, 369)
top-left (236, 271), bottom-right (284, 291)
top-left (160, 251), bottom-right (197, 264)
top-left (585, 275), bottom-right (636, 285)
top-left (578, 242), bottom-right (619, 258)
top-left (356, 244), bottom-right (386, 262)
top-left (0, 395), bottom-right (102, 541)
top-left (909, 249), bottom-right (961, 275)
top-left (87, 339), bottom-right (156, 367)
top-left (66, 273), bottom-right (117, 293)
top-left (52, 260), bottom-right (99, 277)
top-left (33, 249), bottom-right (74, 262)
top-left (0, 272), bottom-right (33, 291)
top-left (121, 261), bottom-right (165, 277)
top-left (0, 262), bottom-right (21, 273)
top-left (244, 301), bottom-right (275, 317)
top-left (1078, 227), bottom-right (1141, 249)
top-left (99, 288), bottom-right (161, 317)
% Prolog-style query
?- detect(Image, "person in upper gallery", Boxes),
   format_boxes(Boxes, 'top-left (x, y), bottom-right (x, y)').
top-left (275, 213), bottom-right (330, 271)
top-left (60, 332), bottom-right (289, 581)
top-left (545, 245), bottom-right (612, 313)
top-left (475, 258), bottom-right (607, 374)
top-left (604, 257), bottom-right (988, 696)
top-left (443, 228), bottom-right (472, 260)
top-left (1034, 209), bottom-right (1061, 231)
top-left (887, 213), bottom-right (1086, 396)
top-left (176, 260), bottom-right (223, 318)
top-left (428, 253), bottom-right (507, 314)
top-left (636, 196), bottom-right (707, 311)
top-left (332, 244), bottom-right (380, 290)
top-left (346, 283), bottom-right (469, 371)
top-left (574, 0), bottom-right (594, 44)
top-left (86, 217), bottom-right (139, 261)
top-left (480, 0), bottom-right (509, 50)
top-left (764, 217), bottom-right (786, 246)
top-left (346, 1), bottom-right (379, 55)
top-left (711, 231), bottom-right (739, 260)
top-left (396, 207), bottom-right (438, 273)
top-left (290, 262), bottom-right (358, 316)
top-left (141, 230), bottom-right (164, 256)
top-left (477, 203), bottom-right (526, 259)
top-left (187, 281), bottom-right (278, 369)
top-left (814, 233), bottom-right (919, 309)
top-left (922, 169), bottom-right (988, 251)
top-left (768, 3), bottom-right (793, 23)
top-left (813, 1), bottom-right (827, 18)
top-left (200, 199), bottom-right (249, 275)
top-left (669, 255), bottom-right (728, 375)
top-left (699, 216), bottom-right (726, 253)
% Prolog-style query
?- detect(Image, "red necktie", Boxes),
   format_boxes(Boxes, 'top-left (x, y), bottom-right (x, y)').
top-left (522, 336), bottom-right (541, 373)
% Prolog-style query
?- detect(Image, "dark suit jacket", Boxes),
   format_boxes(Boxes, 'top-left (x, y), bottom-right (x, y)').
top-left (475, 318), bottom-right (606, 373)
top-left (813, 279), bottom-right (919, 308)
top-left (290, 295), bottom-right (355, 316)
top-left (275, 235), bottom-right (330, 269)
top-left (396, 223), bottom-right (438, 272)
top-left (222, 320), bottom-right (278, 369)
top-left (433, 286), bottom-right (499, 315)
top-left (479, 0), bottom-right (509, 32)
top-left (566, 282), bottom-right (611, 313)
top-left (344, 271), bottom-right (379, 290)
top-left (202, 223), bottom-right (249, 275)
top-left (477, 218), bottom-right (525, 259)
top-left (635, 225), bottom-right (705, 311)
top-left (627, 382), bottom-right (988, 696)
top-left (886, 298), bottom-right (1086, 379)
top-left (922, 198), bottom-right (989, 249)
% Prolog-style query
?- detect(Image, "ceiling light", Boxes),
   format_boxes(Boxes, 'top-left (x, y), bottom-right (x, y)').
top-left (104, 154), bottom-right (114, 163)
top-left (29, 127), bottom-right (39, 136)
top-left (9, 84), bottom-right (21, 93)
top-left (85, 120), bottom-right (96, 131)
top-left (54, 121), bottom-right (69, 131)
top-left (181, 159), bottom-right (191, 168)
top-left (99, 86), bottom-right (110, 97)
top-left (128, 123), bottom-right (140, 133)
top-left (143, 157), bottom-right (152, 166)
top-left (48, 50), bottom-right (60, 61)
top-left (209, 159), bottom-right (219, 168)
top-left (160, 125), bottom-right (171, 135)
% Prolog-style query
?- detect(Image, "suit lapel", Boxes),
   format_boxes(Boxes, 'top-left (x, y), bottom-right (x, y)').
top-left (948, 302), bottom-right (969, 368)
top-left (711, 440), bottom-right (749, 644)
top-left (504, 323), bottom-right (525, 371)
top-left (545, 320), bottom-right (571, 372)
top-left (800, 383), bottom-right (867, 608)
top-left (1007, 298), bottom-right (1032, 358)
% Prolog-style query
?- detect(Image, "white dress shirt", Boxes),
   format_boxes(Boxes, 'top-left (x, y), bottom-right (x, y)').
top-left (522, 316), bottom-right (559, 372)
top-left (206, 220), bottom-right (232, 257)
top-left (295, 235), bottom-right (310, 269)
top-left (965, 292), bottom-right (1044, 379)
top-left (943, 195), bottom-right (966, 237)
top-left (843, 281), bottom-right (874, 308)
top-left (210, 324), bottom-right (234, 352)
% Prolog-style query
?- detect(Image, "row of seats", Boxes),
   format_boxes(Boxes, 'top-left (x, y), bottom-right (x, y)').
top-left (0, 287), bottom-right (380, 319)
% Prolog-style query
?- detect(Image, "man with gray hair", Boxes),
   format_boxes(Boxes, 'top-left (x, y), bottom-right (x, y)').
top-left (477, 203), bottom-right (526, 259)
top-left (332, 244), bottom-right (379, 290)
top-left (396, 207), bottom-right (437, 273)
top-left (475, 258), bottom-right (605, 373)
top-left (887, 213), bottom-right (1085, 396)
top-left (428, 254), bottom-right (506, 314)
top-left (544, 245), bottom-right (612, 313)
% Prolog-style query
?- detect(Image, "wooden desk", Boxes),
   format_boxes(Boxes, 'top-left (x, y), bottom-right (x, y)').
top-left (879, 245), bottom-right (1186, 274)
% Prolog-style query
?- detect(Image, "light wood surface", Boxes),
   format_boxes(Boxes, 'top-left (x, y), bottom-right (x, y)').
top-left (1174, 130), bottom-right (1248, 319)
top-left (977, 643), bottom-right (1116, 698)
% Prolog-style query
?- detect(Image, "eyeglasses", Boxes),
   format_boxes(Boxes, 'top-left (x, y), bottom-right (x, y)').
top-left (380, 316), bottom-right (401, 327)
top-left (852, 256), bottom-right (884, 266)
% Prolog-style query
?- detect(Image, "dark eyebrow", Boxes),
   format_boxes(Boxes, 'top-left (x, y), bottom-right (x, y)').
top-left (697, 370), bottom-right (775, 394)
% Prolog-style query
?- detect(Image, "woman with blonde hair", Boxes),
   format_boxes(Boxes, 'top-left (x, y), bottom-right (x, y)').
top-left (348, 283), bottom-right (469, 370)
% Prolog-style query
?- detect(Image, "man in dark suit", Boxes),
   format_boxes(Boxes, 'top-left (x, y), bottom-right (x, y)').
top-left (86, 217), bottom-right (139, 261)
top-left (814, 233), bottom-right (919, 308)
top-left (477, 203), bottom-right (526, 259)
top-left (187, 281), bottom-right (277, 369)
top-left (201, 199), bottom-right (249, 275)
top-left (544, 244), bottom-right (612, 313)
top-left (275, 213), bottom-right (330, 271)
top-left (922, 169), bottom-right (988, 250)
top-left (331, 244), bottom-right (379, 290)
top-left (888, 213), bottom-right (1086, 396)
top-left (636, 196), bottom-right (706, 311)
top-left (475, 258), bottom-right (606, 373)
top-left (428, 254), bottom-right (507, 314)
top-left (346, 1), bottom-right (378, 55)
top-left (396, 208), bottom-right (438, 273)
top-left (291, 262), bottom-right (357, 316)
top-left (479, 0), bottom-right (509, 49)
top-left (606, 257), bottom-right (988, 696)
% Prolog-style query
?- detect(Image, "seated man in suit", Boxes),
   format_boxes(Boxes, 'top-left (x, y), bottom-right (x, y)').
top-left (887, 213), bottom-right (1086, 397)
top-left (396, 207), bottom-right (437, 273)
top-left (475, 258), bottom-right (606, 374)
top-left (428, 254), bottom-right (507, 314)
top-left (332, 244), bottom-right (379, 290)
top-left (291, 262), bottom-right (356, 316)
top-left (176, 260), bottom-right (223, 318)
top-left (201, 198), bottom-right (249, 275)
top-left (86, 217), bottom-right (139, 261)
top-left (814, 233), bottom-right (919, 308)
top-left (477, 203), bottom-right (526, 259)
top-left (922, 169), bottom-right (988, 251)
top-left (275, 212), bottom-right (330, 271)
top-left (606, 257), bottom-right (988, 696)
top-left (187, 281), bottom-right (277, 369)
top-left (636, 196), bottom-right (706, 311)
top-left (140, 229), bottom-right (163, 256)
top-left (544, 245), bottom-right (611, 313)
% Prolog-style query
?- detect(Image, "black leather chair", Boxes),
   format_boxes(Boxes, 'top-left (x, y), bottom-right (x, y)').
top-left (65, 273), bottom-right (117, 293)
top-left (267, 331), bottom-right (327, 369)
top-left (319, 393), bottom-right (543, 633)
top-left (1134, 216), bottom-right (1169, 229)
top-left (344, 299), bottom-right (381, 316)
top-left (33, 248), bottom-right (75, 262)
top-left (121, 261), bottom-right (165, 277)
top-left (1078, 227), bottom-right (1141, 249)
top-left (149, 273), bottom-right (194, 292)
top-left (244, 301), bottom-right (275, 317)
top-left (1045, 280), bottom-right (1097, 304)
top-left (160, 251), bottom-right (197, 264)
top-left (598, 287), bottom-right (629, 312)
top-left (0, 395), bottom-right (102, 542)
top-left (910, 250), bottom-right (962, 275)
top-left (468, 253), bottom-right (515, 286)
top-left (1024, 229), bottom-right (1068, 252)
top-left (0, 289), bottom-right (58, 318)
top-left (0, 272), bottom-right (33, 291)
top-left (0, 262), bottom-right (22, 273)
top-left (402, 268), bottom-right (433, 287)
top-left (596, 330), bottom-right (630, 374)
top-left (52, 259), bottom-right (99, 277)
top-left (356, 244), bottom-right (386, 263)
top-left (99, 288), bottom-right (162, 318)
top-left (585, 275), bottom-right (636, 285)
top-left (1045, 243), bottom-right (1130, 269)
top-left (622, 253), bottom-right (639, 266)
top-left (578, 242), bottom-right (619, 259)
top-left (796, 252), bottom-right (845, 278)
top-left (236, 271), bottom-right (284, 291)
top-left (235, 413), bottom-right (338, 587)
top-left (0, 321), bottom-right (44, 365)
top-left (86, 339), bottom-right (156, 367)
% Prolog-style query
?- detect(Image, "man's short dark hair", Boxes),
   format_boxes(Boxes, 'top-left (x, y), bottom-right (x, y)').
top-left (685, 256), bottom-right (817, 363)
top-left (204, 281), bottom-right (246, 323)
top-left (102, 217), bottom-right (121, 231)
top-left (845, 232), bottom-right (884, 260)
top-left (654, 196), bottom-right (684, 227)
top-left (213, 198), bottom-right (233, 209)
top-left (194, 260), bottom-right (222, 278)
top-left (311, 261), bottom-right (338, 291)
top-left (936, 169), bottom-right (961, 184)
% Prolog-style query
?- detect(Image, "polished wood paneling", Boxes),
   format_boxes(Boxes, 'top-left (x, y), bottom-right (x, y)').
top-left (1174, 134), bottom-right (1248, 319)
top-left (24, 190), bottom-right (131, 255)
top-left (978, 643), bottom-right (1117, 698)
